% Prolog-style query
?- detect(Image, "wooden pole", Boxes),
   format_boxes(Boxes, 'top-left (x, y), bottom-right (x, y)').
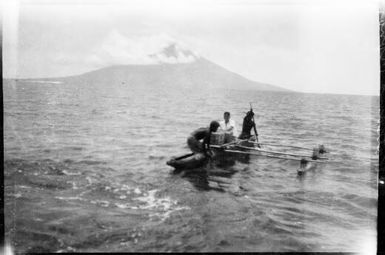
top-left (245, 140), bottom-right (316, 151)
top-left (235, 144), bottom-right (328, 160)
top-left (219, 140), bottom-right (238, 147)
top-left (222, 149), bottom-right (327, 163)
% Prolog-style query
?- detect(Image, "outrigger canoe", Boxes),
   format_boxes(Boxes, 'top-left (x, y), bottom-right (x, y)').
top-left (167, 135), bottom-right (329, 174)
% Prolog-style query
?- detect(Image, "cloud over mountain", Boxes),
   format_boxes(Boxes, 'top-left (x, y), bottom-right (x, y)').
top-left (87, 30), bottom-right (199, 67)
top-left (149, 43), bottom-right (199, 64)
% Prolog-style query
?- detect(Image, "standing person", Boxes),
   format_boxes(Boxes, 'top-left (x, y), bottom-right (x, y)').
top-left (238, 110), bottom-right (258, 140)
top-left (187, 121), bottom-right (220, 158)
top-left (219, 112), bottom-right (237, 137)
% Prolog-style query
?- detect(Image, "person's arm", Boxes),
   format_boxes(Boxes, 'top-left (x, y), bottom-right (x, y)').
top-left (203, 133), bottom-right (213, 157)
top-left (231, 120), bottom-right (237, 136)
top-left (226, 126), bottom-right (234, 132)
top-left (253, 122), bottom-right (258, 137)
top-left (218, 121), bottom-right (223, 132)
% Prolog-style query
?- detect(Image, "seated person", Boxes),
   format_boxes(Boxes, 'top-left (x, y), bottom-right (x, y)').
top-left (187, 121), bottom-right (220, 157)
top-left (219, 112), bottom-right (237, 137)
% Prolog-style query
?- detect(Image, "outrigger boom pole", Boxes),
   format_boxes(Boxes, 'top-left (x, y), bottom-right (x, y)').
top-left (223, 149), bottom-right (327, 163)
top-left (244, 141), bottom-right (317, 152)
top-left (235, 144), bottom-right (328, 160)
top-left (236, 139), bottom-right (324, 152)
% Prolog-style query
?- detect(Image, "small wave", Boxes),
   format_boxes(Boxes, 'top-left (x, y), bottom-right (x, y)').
top-left (66, 146), bottom-right (84, 151)
top-left (340, 193), bottom-right (378, 210)
top-left (149, 205), bottom-right (190, 221)
top-left (115, 203), bottom-right (130, 209)
top-left (68, 181), bottom-right (79, 190)
top-left (270, 225), bottom-right (294, 235)
top-left (83, 182), bottom-right (140, 202)
top-left (55, 196), bottom-right (85, 201)
top-left (134, 190), bottom-right (168, 209)
top-left (77, 160), bottom-right (107, 165)
top-left (154, 144), bottom-right (174, 148)
top-left (18, 229), bottom-right (63, 253)
top-left (132, 189), bottom-right (190, 220)
top-left (90, 200), bottom-right (110, 207)
top-left (148, 155), bottom-right (166, 160)
top-left (115, 203), bottom-right (138, 209)
top-left (120, 184), bottom-right (131, 191)
top-left (86, 177), bottom-right (94, 186)
top-left (27, 176), bottom-right (72, 190)
top-left (10, 193), bottom-right (23, 198)
top-left (17, 185), bottom-right (31, 189)
top-left (62, 170), bottom-right (81, 176)
top-left (63, 159), bottom-right (75, 164)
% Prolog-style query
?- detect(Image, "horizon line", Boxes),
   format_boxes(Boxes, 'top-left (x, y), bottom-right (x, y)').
top-left (3, 76), bottom-right (379, 97)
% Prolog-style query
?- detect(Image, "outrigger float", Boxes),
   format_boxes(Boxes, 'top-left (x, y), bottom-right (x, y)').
top-left (166, 135), bottom-right (329, 175)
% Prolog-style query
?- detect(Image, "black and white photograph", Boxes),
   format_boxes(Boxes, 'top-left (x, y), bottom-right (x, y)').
top-left (3, 0), bottom-right (380, 253)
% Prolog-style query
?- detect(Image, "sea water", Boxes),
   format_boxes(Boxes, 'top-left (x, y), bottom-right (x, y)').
top-left (4, 80), bottom-right (378, 252)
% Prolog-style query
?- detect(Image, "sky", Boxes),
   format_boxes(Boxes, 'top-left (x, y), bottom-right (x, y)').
top-left (2, 0), bottom-right (381, 95)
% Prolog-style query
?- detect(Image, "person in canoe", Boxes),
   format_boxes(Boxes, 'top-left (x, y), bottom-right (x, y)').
top-left (187, 121), bottom-right (220, 158)
top-left (166, 121), bottom-right (220, 170)
top-left (219, 112), bottom-right (237, 137)
top-left (238, 110), bottom-right (258, 141)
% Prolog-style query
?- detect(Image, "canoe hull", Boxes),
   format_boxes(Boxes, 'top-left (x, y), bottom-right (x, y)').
top-left (167, 148), bottom-right (244, 170)
top-left (166, 153), bottom-right (208, 170)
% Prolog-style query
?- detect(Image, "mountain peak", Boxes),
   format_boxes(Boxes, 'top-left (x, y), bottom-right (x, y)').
top-left (149, 43), bottom-right (199, 64)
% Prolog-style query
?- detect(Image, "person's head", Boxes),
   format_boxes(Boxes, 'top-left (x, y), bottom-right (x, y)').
top-left (246, 110), bottom-right (254, 119)
top-left (223, 112), bottom-right (230, 122)
top-left (209, 121), bottom-right (220, 132)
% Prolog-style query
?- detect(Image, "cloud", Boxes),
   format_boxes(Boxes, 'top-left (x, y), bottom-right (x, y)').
top-left (86, 30), bottom-right (198, 67)
top-left (154, 52), bottom-right (197, 64)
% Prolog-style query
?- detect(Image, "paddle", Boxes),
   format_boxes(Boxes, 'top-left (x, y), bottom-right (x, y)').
top-left (249, 103), bottom-right (261, 148)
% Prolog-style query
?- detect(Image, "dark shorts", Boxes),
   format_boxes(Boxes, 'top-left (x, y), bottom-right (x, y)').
top-left (187, 136), bottom-right (204, 153)
top-left (238, 133), bottom-right (256, 140)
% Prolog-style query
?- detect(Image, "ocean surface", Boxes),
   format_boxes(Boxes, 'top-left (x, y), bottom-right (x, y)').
top-left (4, 80), bottom-right (379, 253)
